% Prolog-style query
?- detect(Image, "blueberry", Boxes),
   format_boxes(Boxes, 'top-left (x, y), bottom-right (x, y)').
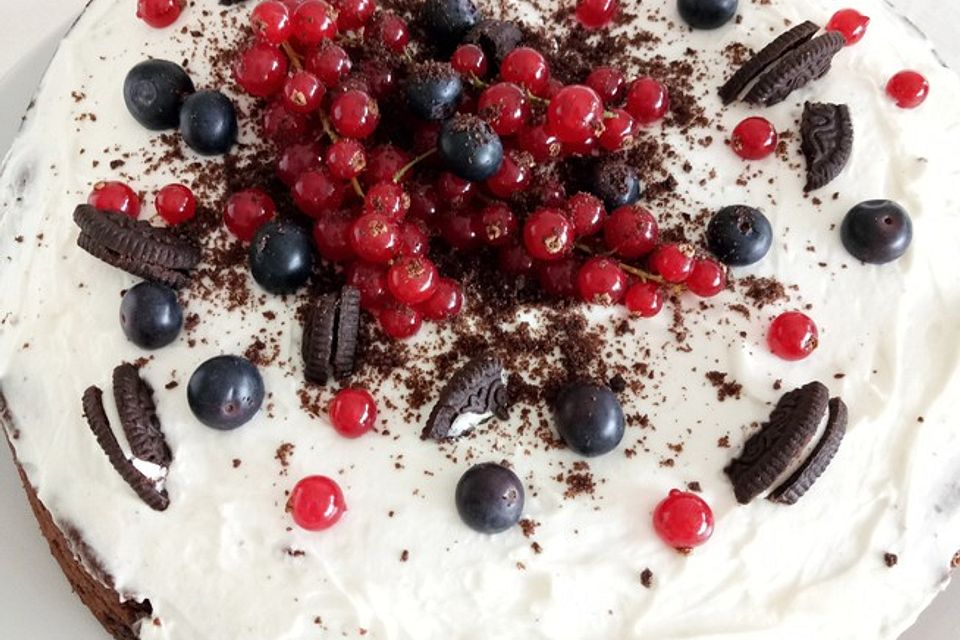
top-left (423, 0), bottom-right (482, 51)
top-left (187, 355), bottom-right (264, 430)
top-left (840, 200), bottom-right (913, 264)
top-left (179, 90), bottom-right (238, 156)
top-left (249, 220), bottom-right (314, 294)
top-left (455, 462), bottom-right (524, 534)
top-left (677, 0), bottom-right (739, 30)
top-left (405, 62), bottom-right (463, 121)
top-left (123, 59), bottom-right (195, 131)
top-left (590, 160), bottom-right (642, 210)
top-left (706, 205), bottom-right (773, 267)
top-left (119, 282), bottom-right (183, 349)
top-left (553, 382), bottom-right (625, 457)
top-left (438, 115), bottom-right (503, 182)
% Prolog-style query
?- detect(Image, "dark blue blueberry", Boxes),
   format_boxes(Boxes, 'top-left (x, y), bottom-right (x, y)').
top-left (119, 281), bottom-right (183, 350)
top-left (553, 382), bottom-right (625, 457)
top-left (123, 59), bottom-right (195, 131)
top-left (707, 205), bottom-right (773, 267)
top-left (179, 90), bottom-right (238, 156)
top-left (405, 63), bottom-right (463, 121)
top-left (187, 355), bottom-right (264, 430)
top-left (438, 115), bottom-right (503, 182)
top-left (840, 200), bottom-right (913, 264)
top-left (590, 160), bottom-right (643, 210)
top-left (249, 221), bottom-right (314, 294)
top-left (423, 0), bottom-right (482, 51)
top-left (677, 0), bottom-right (739, 30)
top-left (455, 462), bottom-right (524, 534)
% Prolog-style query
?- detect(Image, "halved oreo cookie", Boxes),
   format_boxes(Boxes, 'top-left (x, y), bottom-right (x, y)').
top-left (112, 363), bottom-right (171, 468)
top-left (301, 286), bottom-right (361, 385)
top-left (422, 355), bottom-right (510, 441)
top-left (74, 205), bottom-right (201, 288)
top-left (769, 397), bottom-right (847, 505)
top-left (719, 21), bottom-right (820, 105)
top-left (801, 102), bottom-right (853, 191)
top-left (745, 32), bottom-right (846, 107)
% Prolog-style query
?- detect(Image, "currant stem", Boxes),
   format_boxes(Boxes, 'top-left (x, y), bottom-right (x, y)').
top-left (319, 112), bottom-right (365, 198)
top-left (281, 41), bottom-right (304, 72)
top-left (574, 243), bottom-right (668, 285)
top-left (392, 148), bottom-right (437, 183)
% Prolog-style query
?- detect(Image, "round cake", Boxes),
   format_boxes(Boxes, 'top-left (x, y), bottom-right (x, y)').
top-left (2, 0), bottom-right (960, 638)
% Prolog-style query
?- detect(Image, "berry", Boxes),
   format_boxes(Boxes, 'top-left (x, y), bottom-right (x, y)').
top-left (378, 301), bottom-right (423, 339)
top-left (650, 243), bottom-right (695, 283)
top-left (119, 282), bottom-right (183, 349)
top-left (554, 382), bottom-right (625, 456)
top-left (498, 242), bottom-right (535, 276)
top-left (768, 311), bottom-right (819, 361)
top-left (451, 44), bottom-right (488, 78)
top-left (478, 82), bottom-right (529, 136)
top-left (590, 159), bottom-right (642, 210)
top-left (586, 66), bottom-right (625, 105)
top-left (345, 261), bottom-right (389, 310)
top-left (405, 62), bottom-right (464, 121)
top-left (123, 59), bottom-right (194, 130)
top-left (598, 108), bottom-right (636, 151)
top-left (234, 43), bottom-right (289, 98)
top-left (137, 0), bottom-right (183, 28)
top-left (625, 281), bottom-right (664, 317)
top-left (826, 9), bottom-right (870, 46)
top-left (547, 85), bottom-right (604, 144)
top-left (886, 71), bottom-right (930, 109)
top-left (364, 145), bottom-right (412, 186)
top-left (474, 203), bottom-right (518, 246)
top-left (225, 189), bottom-right (276, 241)
top-left (566, 192), bottom-right (605, 238)
top-left (282, 71), bottom-right (326, 114)
top-left (251, 1), bottom-right (293, 44)
top-left (364, 182), bottom-right (410, 220)
top-left (420, 278), bottom-right (464, 321)
top-left (155, 183), bottom-right (196, 225)
top-left (706, 205), bottom-right (773, 267)
top-left (288, 476), bottom-right (347, 531)
top-left (562, 135), bottom-right (598, 157)
top-left (373, 12), bottom-right (410, 52)
top-left (731, 116), bottom-right (778, 160)
top-left (436, 172), bottom-right (476, 208)
top-left (408, 183), bottom-right (440, 223)
top-left (180, 90), bottom-right (238, 155)
top-left (350, 213), bottom-right (400, 262)
top-left (261, 101), bottom-right (310, 145)
top-left (312, 210), bottom-right (357, 262)
top-left (576, 0), bottom-right (618, 30)
top-left (438, 115), bottom-right (504, 182)
top-left (518, 123), bottom-right (561, 162)
top-left (603, 205), bottom-right (659, 259)
top-left (485, 151), bottom-right (531, 198)
top-left (523, 208), bottom-right (574, 261)
top-left (399, 220), bottom-right (429, 256)
top-left (577, 257), bottom-right (627, 305)
top-left (187, 355), bottom-right (265, 430)
top-left (388, 256), bottom-right (439, 305)
top-left (537, 256), bottom-right (580, 297)
top-left (653, 489), bottom-right (714, 550)
top-left (324, 139), bottom-right (367, 180)
top-left (249, 220), bottom-right (315, 294)
top-left (500, 47), bottom-right (550, 95)
top-left (88, 181), bottom-right (141, 219)
top-left (333, 0), bottom-right (375, 31)
top-left (306, 42), bottom-right (352, 87)
top-left (625, 77), bottom-right (669, 125)
top-left (676, 0), bottom-right (738, 30)
top-left (455, 463), bottom-right (524, 534)
top-left (328, 388), bottom-right (377, 438)
top-left (840, 199), bottom-right (913, 264)
top-left (686, 259), bottom-right (726, 297)
top-left (330, 90), bottom-right (380, 138)
top-left (363, 61), bottom-right (399, 100)
top-left (277, 142), bottom-right (324, 186)
top-left (422, 0), bottom-right (480, 50)
top-left (292, 170), bottom-right (346, 218)
top-left (439, 210), bottom-right (481, 250)
top-left (291, 0), bottom-right (338, 47)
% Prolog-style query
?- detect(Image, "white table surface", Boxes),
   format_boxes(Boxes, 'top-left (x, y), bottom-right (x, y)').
top-left (0, 1), bottom-right (958, 638)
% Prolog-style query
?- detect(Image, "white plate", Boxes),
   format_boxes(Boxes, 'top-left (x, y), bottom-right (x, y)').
top-left (0, 5), bottom-right (958, 639)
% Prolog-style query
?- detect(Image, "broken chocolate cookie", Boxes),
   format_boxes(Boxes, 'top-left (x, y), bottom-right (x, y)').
top-left (422, 355), bottom-right (509, 440)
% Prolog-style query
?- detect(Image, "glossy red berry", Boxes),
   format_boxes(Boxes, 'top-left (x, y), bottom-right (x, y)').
top-left (224, 189), bottom-right (275, 241)
top-left (330, 90), bottom-right (380, 138)
top-left (523, 208), bottom-right (574, 261)
top-left (306, 42), bottom-right (352, 87)
top-left (408, 183), bottom-right (440, 224)
top-left (277, 142), bottom-right (324, 187)
top-left (373, 12), bottom-right (409, 52)
top-left (485, 151), bottom-right (532, 198)
top-left (379, 301), bottom-right (422, 339)
top-left (388, 256), bottom-right (439, 304)
top-left (89, 181), bottom-right (141, 219)
top-left (328, 387), bottom-right (377, 438)
top-left (500, 47), bottom-right (550, 95)
top-left (364, 182), bottom-right (410, 220)
top-left (282, 71), bottom-right (326, 114)
top-left (137, 0), bottom-right (183, 28)
top-left (547, 85), bottom-right (604, 144)
top-left (562, 135), bottom-right (598, 157)
top-left (768, 311), bottom-right (819, 361)
top-left (731, 117), bottom-right (778, 160)
top-left (649, 243), bottom-right (695, 283)
top-left (361, 61), bottom-right (397, 99)
top-left (565, 193), bottom-right (605, 238)
top-left (312, 210), bottom-right (356, 262)
top-left (350, 213), bottom-right (400, 262)
top-left (537, 256), bottom-right (580, 298)
top-left (598, 108), bottom-right (636, 151)
top-left (686, 259), bottom-right (726, 297)
top-left (604, 205), bottom-right (659, 259)
top-left (626, 77), bottom-right (669, 125)
top-left (653, 489), bottom-right (714, 551)
top-left (886, 71), bottom-right (930, 109)
top-left (288, 475), bottom-right (346, 531)
top-left (291, 0), bottom-right (338, 47)
top-left (261, 101), bottom-right (310, 145)
top-left (234, 43), bottom-right (289, 98)
top-left (324, 139), bottom-right (366, 180)
top-left (576, 257), bottom-right (627, 305)
top-left (155, 184), bottom-right (196, 225)
top-left (436, 173), bottom-right (475, 209)
top-left (419, 278), bottom-right (463, 321)
top-left (478, 82), bottom-right (529, 136)
top-left (251, 1), bottom-right (293, 44)
top-left (586, 66), bottom-right (625, 105)
top-left (536, 181), bottom-right (567, 207)
top-left (575, 0), bottom-right (618, 30)
top-left (498, 242), bottom-right (536, 276)
top-left (346, 260), bottom-right (389, 310)
top-left (364, 145), bottom-right (411, 186)
top-left (398, 220), bottom-right (429, 256)
top-left (826, 9), bottom-right (870, 46)
top-left (439, 210), bottom-right (481, 251)
top-left (451, 44), bottom-right (488, 78)
top-left (292, 170), bottom-right (346, 218)
top-left (333, 0), bottom-right (375, 31)
top-left (625, 281), bottom-right (663, 317)
top-left (518, 123), bottom-right (562, 162)
top-left (474, 203), bottom-right (518, 247)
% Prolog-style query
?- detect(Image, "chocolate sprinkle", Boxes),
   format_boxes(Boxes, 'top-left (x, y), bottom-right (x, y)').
top-left (801, 102), bottom-right (853, 191)
top-left (718, 21), bottom-right (820, 104)
top-left (769, 397), bottom-right (847, 505)
top-left (745, 32), bottom-right (846, 107)
top-left (112, 363), bottom-right (172, 468)
top-left (422, 355), bottom-right (510, 440)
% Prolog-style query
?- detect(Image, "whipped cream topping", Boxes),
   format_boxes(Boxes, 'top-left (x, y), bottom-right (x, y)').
top-left (2, 1), bottom-right (960, 639)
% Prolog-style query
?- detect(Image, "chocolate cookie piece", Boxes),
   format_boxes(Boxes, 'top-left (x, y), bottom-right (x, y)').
top-left (301, 286), bottom-right (361, 384)
top-left (724, 381), bottom-right (829, 504)
top-left (719, 21), bottom-right (820, 104)
top-left (422, 355), bottom-right (510, 440)
top-left (81, 386), bottom-right (170, 511)
top-left (464, 19), bottom-right (523, 69)
top-left (74, 205), bottom-right (200, 288)
top-left (112, 363), bottom-right (171, 468)
top-left (769, 397), bottom-right (847, 505)
top-left (745, 32), bottom-right (846, 107)
top-left (331, 286), bottom-right (361, 379)
top-left (801, 102), bottom-right (853, 191)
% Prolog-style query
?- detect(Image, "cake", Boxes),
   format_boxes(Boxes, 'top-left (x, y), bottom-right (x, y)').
top-left (2, 0), bottom-right (960, 639)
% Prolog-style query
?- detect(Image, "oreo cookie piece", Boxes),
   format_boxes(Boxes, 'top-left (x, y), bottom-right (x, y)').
top-left (74, 205), bottom-right (201, 288)
top-left (801, 102), bottom-right (853, 191)
top-left (422, 355), bottom-right (510, 440)
top-left (81, 386), bottom-right (170, 511)
top-left (301, 286), bottom-right (361, 385)
top-left (464, 19), bottom-right (523, 70)
top-left (719, 21), bottom-right (820, 104)
top-left (724, 381), bottom-right (829, 504)
top-left (745, 32), bottom-right (846, 107)
top-left (112, 363), bottom-right (171, 468)
top-left (769, 397), bottom-right (847, 505)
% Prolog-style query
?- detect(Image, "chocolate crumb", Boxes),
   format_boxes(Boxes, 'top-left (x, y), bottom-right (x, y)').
top-left (640, 568), bottom-right (654, 588)
top-left (884, 553), bottom-right (898, 567)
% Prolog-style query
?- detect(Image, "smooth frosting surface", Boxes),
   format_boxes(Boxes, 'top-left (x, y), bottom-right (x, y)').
top-left (2, 1), bottom-right (960, 639)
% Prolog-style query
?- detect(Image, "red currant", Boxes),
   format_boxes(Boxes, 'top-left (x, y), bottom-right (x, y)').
top-left (886, 71), bottom-right (930, 109)
top-left (826, 9), bottom-right (870, 46)
top-left (686, 259), bottom-right (726, 297)
top-left (500, 47), bottom-right (550, 96)
top-left (598, 108), bottom-right (636, 151)
top-left (364, 182), bottom-right (410, 220)
top-left (498, 242), bottom-right (536, 276)
top-left (547, 85), bottom-right (604, 144)
top-left (586, 66), bottom-right (625, 105)
top-left (234, 43), bottom-right (289, 98)
top-left (277, 142), bottom-right (324, 187)
top-left (331, 90), bottom-right (380, 139)
top-left (436, 173), bottom-right (475, 209)
top-left (537, 257), bottom-right (580, 298)
top-left (288, 475), bottom-right (346, 531)
top-left (625, 281), bottom-right (663, 317)
top-left (576, 257), bottom-right (627, 305)
top-left (485, 151), bottom-right (532, 198)
top-left (328, 387), bottom-right (377, 438)
top-left (536, 181), bottom-right (567, 207)
top-left (649, 243), bottom-right (694, 283)
top-left (523, 208), bottom-right (574, 261)
top-left (292, 170), bottom-right (346, 218)
top-left (262, 101), bottom-right (310, 145)
top-left (312, 210), bottom-right (357, 262)
top-left (137, 0), bottom-right (182, 28)
top-left (388, 256), bottom-right (439, 304)
top-left (398, 220), bottom-right (429, 256)
top-left (518, 123), bottom-right (562, 162)
top-left (350, 213), bottom-right (400, 262)
top-left (565, 192), bottom-right (605, 238)
top-left (324, 139), bottom-right (366, 180)
top-left (281, 71), bottom-right (325, 114)
top-left (575, 0), bottom-right (618, 30)
top-left (345, 260), bottom-right (389, 310)
top-left (373, 12), bottom-right (409, 53)
top-left (332, 0), bottom-right (375, 31)
top-left (653, 489), bottom-right (714, 551)
top-left (378, 301), bottom-right (422, 339)
top-left (408, 183), bottom-right (440, 224)
top-left (89, 181), bottom-right (141, 219)
top-left (154, 183), bottom-right (196, 225)
top-left (474, 203), bottom-right (518, 247)
top-left (419, 278), bottom-right (463, 321)
top-left (291, 0), bottom-right (338, 47)
top-left (478, 82), bottom-right (529, 136)
top-left (364, 145), bottom-right (411, 186)
top-left (603, 205), bottom-right (659, 259)
top-left (439, 210), bottom-right (481, 251)
top-left (626, 77), bottom-right (669, 125)
top-left (731, 117), bottom-right (778, 160)
top-left (451, 44), bottom-right (488, 78)
top-left (306, 42), bottom-right (352, 87)
top-left (768, 311), bottom-right (819, 361)
top-left (251, 1), bottom-right (292, 44)
top-left (224, 189), bottom-right (275, 241)
top-left (562, 135), bottom-right (598, 157)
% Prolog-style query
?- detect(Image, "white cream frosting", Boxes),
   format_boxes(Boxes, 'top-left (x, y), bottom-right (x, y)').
top-left (2, 1), bottom-right (960, 639)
